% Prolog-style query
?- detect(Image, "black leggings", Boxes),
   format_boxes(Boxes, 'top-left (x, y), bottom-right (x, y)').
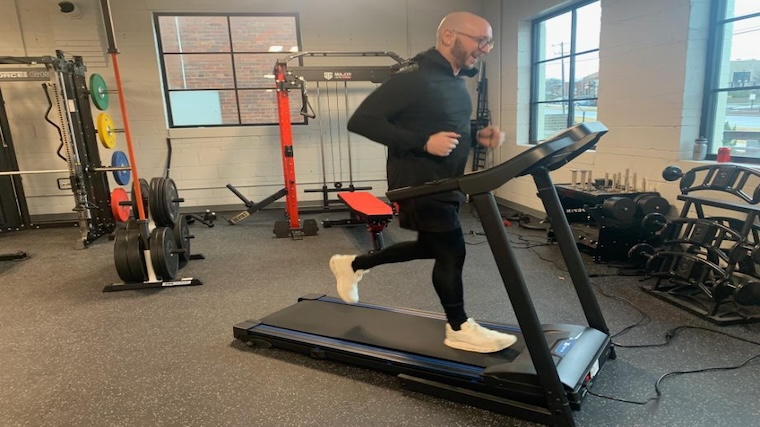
top-left (352, 228), bottom-right (468, 329)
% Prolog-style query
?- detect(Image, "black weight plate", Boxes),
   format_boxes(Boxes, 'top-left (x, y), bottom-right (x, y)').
top-left (157, 177), bottom-right (167, 226)
top-left (638, 195), bottom-right (670, 216)
top-left (150, 227), bottom-right (179, 280)
top-left (602, 197), bottom-right (635, 221)
top-left (172, 215), bottom-right (191, 263)
top-left (153, 177), bottom-right (172, 227)
top-left (149, 177), bottom-right (164, 225)
top-left (274, 220), bottom-right (290, 238)
top-left (113, 229), bottom-right (132, 282)
top-left (163, 177), bottom-right (180, 225)
top-left (641, 212), bottom-right (668, 233)
top-left (125, 228), bottom-right (147, 282)
top-left (126, 218), bottom-right (138, 230)
top-left (131, 178), bottom-right (150, 219)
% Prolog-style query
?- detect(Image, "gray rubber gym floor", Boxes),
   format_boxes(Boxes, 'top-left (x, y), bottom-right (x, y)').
top-left (1, 206), bottom-right (759, 427)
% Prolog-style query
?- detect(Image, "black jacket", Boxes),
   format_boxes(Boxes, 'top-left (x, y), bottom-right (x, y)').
top-left (347, 48), bottom-right (477, 202)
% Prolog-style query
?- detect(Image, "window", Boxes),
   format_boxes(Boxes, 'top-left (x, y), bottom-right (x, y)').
top-left (702, 0), bottom-right (760, 162)
top-left (530, 1), bottom-right (601, 143)
top-left (154, 13), bottom-right (302, 128)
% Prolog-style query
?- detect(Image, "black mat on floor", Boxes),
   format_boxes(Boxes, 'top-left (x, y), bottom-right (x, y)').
top-left (1, 206), bottom-right (759, 427)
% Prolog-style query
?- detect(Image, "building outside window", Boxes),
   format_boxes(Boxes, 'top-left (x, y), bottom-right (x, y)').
top-left (154, 13), bottom-right (302, 128)
top-left (702, 0), bottom-right (760, 162)
top-left (530, 0), bottom-right (601, 143)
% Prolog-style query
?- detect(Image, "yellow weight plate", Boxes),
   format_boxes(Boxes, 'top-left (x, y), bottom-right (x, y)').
top-left (97, 112), bottom-right (116, 149)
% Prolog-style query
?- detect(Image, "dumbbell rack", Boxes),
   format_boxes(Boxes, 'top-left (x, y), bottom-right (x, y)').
top-left (551, 183), bottom-right (669, 262)
top-left (640, 164), bottom-right (760, 325)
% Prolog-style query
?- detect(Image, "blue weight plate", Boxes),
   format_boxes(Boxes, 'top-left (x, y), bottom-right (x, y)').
top-left (111, 150), bottom-right (131, 186)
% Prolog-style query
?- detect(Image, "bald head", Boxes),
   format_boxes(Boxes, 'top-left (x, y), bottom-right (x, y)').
top-left (435, 12), bottom-right (494, 75)
top-left (436, 12), bottom-right (491, 42)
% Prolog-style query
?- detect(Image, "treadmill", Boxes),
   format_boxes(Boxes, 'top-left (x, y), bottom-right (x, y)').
top-left (234, 122), bottom-right (615, 427)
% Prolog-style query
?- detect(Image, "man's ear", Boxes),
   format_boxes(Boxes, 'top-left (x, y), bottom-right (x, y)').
top-left (441, 29), bottom-right (455, 47)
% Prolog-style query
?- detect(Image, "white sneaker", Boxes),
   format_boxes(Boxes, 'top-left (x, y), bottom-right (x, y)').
top-left (329, 254), bottom-right (368, 304)
top-left (444, 318), bottom-right (518, 353)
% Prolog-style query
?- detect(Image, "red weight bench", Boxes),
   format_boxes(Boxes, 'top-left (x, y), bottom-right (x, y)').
top-left (322, 192), bottom-right (394, 252)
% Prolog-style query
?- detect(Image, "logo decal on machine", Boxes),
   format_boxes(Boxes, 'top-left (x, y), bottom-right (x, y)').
top-left (552, 338), bottom-right (576, 356)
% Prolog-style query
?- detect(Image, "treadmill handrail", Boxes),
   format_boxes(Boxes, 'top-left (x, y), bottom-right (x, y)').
top-left (387, 122), bottom-right (608, 202)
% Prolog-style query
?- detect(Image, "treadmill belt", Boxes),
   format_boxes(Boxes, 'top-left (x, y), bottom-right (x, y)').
top-left (261, 299), bottom-right (523, 366)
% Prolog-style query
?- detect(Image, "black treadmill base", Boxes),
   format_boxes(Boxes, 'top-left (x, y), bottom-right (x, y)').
top-left (234, 296), bottom-right (612, 426)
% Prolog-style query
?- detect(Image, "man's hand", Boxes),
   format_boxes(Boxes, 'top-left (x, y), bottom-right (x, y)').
top-left (425, 131), bottom-right (461, 156)
top-left (477, 125), bottom-right (505, 148)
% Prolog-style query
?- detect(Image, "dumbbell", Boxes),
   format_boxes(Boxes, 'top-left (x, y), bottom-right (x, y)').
top-left (627, 242), bottom-right (656, 265)
top-left (601, 197), bottom-right (635, 221)
top-left (641, 212), bottom-right (668, 234)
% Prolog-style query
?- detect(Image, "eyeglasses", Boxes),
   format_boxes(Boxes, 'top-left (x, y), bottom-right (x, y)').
top-left (452, 30), bottom-right (494, 50)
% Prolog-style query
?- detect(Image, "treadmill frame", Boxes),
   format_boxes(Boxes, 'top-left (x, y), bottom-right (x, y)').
top-left (234, 122), bottom-right (615, 427)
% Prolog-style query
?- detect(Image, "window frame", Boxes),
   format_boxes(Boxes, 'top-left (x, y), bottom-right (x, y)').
top-left (529, 0), bottom-right (600, 144)
top-left (153, 12), bottom-right (303, 129)
top-left (700, 1), bottom-right (760, 163)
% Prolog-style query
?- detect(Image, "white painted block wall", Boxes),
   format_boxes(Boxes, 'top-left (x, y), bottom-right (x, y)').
top-left (1, 0), bottom-right (484, 216)
top-left (1, 0), bottom-right (719, 218)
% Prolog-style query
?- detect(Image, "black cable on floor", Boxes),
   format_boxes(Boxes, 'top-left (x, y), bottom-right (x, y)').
top-left (586, 325), bottom-right (760, 405)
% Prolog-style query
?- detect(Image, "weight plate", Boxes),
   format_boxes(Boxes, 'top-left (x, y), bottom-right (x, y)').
top-left (150, 177), bottom-right (168, 226)
top-left (601, 197), bottom-right (635, 221)
top-left (113, 229), bottom-right (132, 282)
top-left (125, 228), bottom-right (147, 282)
top-left (150, 227), bottom-right (179, 280)
top-left (125, 218), bottom-right (138, 230)
top-left (89, 73), bottom-right (110, 111)
top-left (110, 188), bottom-right (131, 223)
top-left (638, 195), bottom-right (669, 216)
top-left (131, 178), bottom-right (150, 219)
top-left (162, 177), bottom-right (180, 226)
top-left (172, 215), bottom-right (191, 263)
top-left (97, 112), bottom-right (117, 149)
top-left (641, 212), bottom-right (668, 233)
top-left (111, 150), bottom-right (131, 186)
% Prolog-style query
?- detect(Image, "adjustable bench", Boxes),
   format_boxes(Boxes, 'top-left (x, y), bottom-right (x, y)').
top-left (322, 191), bottom-right (393, 252)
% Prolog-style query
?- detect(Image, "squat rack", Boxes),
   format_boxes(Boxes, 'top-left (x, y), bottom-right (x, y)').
top-left (227, 51), bottom-right (410, 238)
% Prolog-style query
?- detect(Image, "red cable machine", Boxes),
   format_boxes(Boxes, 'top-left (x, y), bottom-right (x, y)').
top-left (229, 51), bottom-right (409, 239)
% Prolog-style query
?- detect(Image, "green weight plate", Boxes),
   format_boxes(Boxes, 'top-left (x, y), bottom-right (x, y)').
top-left (89, 73), bottom-right (109, 111)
